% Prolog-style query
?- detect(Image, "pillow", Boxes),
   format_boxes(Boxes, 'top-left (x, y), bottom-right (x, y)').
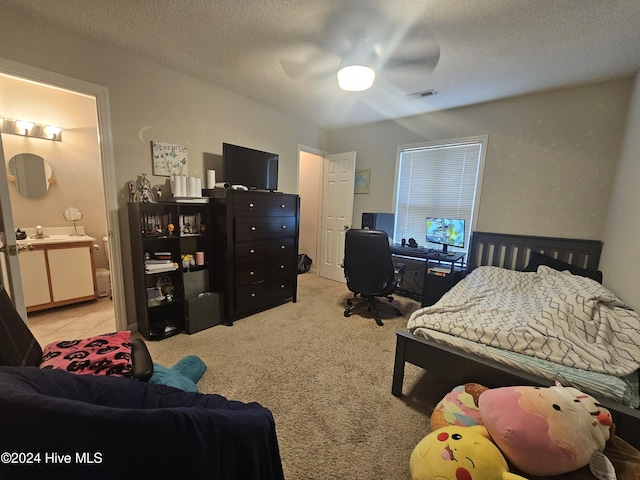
top-left (523, 251), bottom-right (603, 283)
top-left (429, 383), bottom-right (489, 431)
top-left (149, 355), bottom-right (207, 392)
top-left (479, 384), bottom-right (612, 476)
top-left (40, 331), bottom-right (132, 376)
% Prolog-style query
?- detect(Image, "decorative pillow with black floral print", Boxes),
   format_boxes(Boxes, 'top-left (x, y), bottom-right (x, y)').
top-left (39, 331), bottom-right (132, 376)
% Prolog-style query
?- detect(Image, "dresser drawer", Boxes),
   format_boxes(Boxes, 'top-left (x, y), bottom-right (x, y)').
top-left (235, 276), bottom-right (295, 314)
top-left (235, 237), bottom-right (296, 266)
top-left (235, 260), bottom-right (296, 286)
top-left (234, 193), bottom-right (297, 216)
top-left (235, 216), bottom-right (296, 241)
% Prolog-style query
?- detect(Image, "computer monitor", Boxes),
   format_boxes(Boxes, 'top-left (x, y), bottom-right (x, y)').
top-left (426, 218), bottom-right (465, 253)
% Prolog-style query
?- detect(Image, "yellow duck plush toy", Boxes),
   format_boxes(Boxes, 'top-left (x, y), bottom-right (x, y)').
top-left (410, 425), bottom-right (528, 480)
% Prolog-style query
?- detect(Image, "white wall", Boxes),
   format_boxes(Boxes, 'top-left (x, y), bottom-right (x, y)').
top-left (327, 78), bottom-right (632, 239)
top-left (0, 7), bottom-right (324, 328)
top-left (600, 76), bottom-right (640, 311)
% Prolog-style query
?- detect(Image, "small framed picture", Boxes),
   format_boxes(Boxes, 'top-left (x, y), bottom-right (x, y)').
top-left (151, 141), bottom-right (188, 176)
top-left (354, 169), bottom-right (371, 194)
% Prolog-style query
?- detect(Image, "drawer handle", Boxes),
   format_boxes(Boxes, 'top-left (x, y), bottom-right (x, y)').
top-left (280, 204), bottom-right (285, 208)
top-left (280, 284), bottom-right (285, 289)
top-left (280, 265), bottom-right (285, 269)
top-left (280, 245), bottom-right (285, 249)
top-left (249, 203), bottom-right (254, 208)
top-left (250, 271), bottom-right (255, 276)
top-left (251, 293), bottom-right (256, 297)
top-left (250, 249), bottom-right (255, 254)
top-left (281, 225), bottom-right (287, 229)
top-left (251, 226), bottom-right (256, 231)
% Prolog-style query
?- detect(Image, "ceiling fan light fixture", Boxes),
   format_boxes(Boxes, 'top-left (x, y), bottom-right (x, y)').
top-left (337, 65), bottom-right (376, 92)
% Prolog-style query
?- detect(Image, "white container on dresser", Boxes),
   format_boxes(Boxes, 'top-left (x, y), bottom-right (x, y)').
top-left (16, 226), bottom-right (98, 312)
top-left (206, 189), bottom-right (300, 325)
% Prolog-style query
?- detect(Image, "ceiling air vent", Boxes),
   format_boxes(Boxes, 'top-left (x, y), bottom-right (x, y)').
top-left (406, 89), bottom-right (437, 101)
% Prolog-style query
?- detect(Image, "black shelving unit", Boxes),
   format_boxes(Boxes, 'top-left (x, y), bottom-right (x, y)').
top-left (128, 201), bottom-right (214, 340)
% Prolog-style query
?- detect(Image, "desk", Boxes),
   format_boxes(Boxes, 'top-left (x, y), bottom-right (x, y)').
top-left (390, 246), bottom-right (465, 270)
top-left (390, 245), bottom-right (465, 306)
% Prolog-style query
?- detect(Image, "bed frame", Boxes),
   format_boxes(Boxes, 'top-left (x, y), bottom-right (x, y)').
top-left (392, 231), bottom-right (640, 448)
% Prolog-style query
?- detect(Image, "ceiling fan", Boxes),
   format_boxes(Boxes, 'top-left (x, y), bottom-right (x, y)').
top-left (279, 5), bottom-right (440, 92)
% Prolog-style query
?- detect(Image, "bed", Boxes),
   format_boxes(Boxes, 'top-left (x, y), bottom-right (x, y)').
top-left (392, 231), bottom-right (640, 448)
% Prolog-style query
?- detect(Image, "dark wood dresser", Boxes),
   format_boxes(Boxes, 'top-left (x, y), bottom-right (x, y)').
top-left (206, 189), bottom-right (300, 325)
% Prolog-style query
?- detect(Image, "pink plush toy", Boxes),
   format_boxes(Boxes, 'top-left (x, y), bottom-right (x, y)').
top-left (479, 384), bottom-right (613, 476)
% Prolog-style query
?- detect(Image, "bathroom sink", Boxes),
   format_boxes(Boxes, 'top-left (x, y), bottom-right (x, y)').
top-left (17, 234), bottom-right (95, 246)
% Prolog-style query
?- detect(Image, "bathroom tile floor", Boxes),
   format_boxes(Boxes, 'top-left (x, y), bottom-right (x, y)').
top-left (28, 296), bottom-right (117, 348)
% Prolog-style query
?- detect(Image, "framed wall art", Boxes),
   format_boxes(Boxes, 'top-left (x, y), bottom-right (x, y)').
top-left (151, 141), bottom-right (188, 176)
top-left (354, 169), bottom-right (371, 194)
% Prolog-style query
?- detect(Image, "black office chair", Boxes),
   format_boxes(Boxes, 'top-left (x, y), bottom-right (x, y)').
top-left (343, 229), bottom-right (405, 326)
top-left (0, 283), bottom-right (153, 380)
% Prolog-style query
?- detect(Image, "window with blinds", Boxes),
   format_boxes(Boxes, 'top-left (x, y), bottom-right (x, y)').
top-left (394, 136), bottom-right (487, 254)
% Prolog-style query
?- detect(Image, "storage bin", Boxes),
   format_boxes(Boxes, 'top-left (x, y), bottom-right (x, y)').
top-left (183, 269), bottom-right (209, 297)
top-left (184, 292), bottom-right (223, 334)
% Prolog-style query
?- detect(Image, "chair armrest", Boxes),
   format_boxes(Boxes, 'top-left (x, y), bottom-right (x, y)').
top-left (131, 338), bottom-right (154, 381)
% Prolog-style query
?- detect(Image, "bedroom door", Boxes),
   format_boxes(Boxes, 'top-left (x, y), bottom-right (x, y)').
top-left (318, 151), bottom-right (356, 283)
top-left (0, 134), bottom-right (27, 319)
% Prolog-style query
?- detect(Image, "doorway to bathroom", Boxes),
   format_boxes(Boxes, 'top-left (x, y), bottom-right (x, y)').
top-left (0, 59), bottom-right (125, 338)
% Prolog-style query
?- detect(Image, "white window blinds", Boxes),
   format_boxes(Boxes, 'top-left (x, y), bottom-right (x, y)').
top-left (394, 137), bottom-right (485, 253)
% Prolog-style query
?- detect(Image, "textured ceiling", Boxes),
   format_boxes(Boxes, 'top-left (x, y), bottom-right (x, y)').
top-left (8, 0), bottom-right (640, 129)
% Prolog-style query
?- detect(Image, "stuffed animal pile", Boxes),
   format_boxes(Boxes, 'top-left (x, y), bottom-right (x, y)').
top-left (410, 382), bottom-right (615, 479)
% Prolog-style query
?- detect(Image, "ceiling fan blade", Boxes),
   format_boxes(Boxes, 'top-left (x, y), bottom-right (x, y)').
top-left (383, 48), bottom-right (441, 75)
top-left (278, 3), bottom-right (442, 87)
top-left (280, 46), bottom-right (341, 80)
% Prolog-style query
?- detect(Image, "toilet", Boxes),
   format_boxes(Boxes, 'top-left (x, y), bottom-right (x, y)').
top-left (96, 235), bottom-right (111, 297)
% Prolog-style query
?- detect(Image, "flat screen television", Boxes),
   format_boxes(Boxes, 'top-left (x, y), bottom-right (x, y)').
top-left (222, 143), bottom-right (279, 191)
top-left (425, 217), bottom-right (465, 253)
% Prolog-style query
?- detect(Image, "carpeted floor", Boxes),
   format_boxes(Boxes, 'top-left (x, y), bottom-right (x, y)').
top-left (143, 273), bottom-right (456, 480)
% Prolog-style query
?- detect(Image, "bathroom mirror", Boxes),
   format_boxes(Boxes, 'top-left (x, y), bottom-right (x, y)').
top-left (63, 207), bottom-right (83, 222)
top-left (8, 153), bottom-right (54, 199)
top-left (63, 207), bottom-right (83, 236)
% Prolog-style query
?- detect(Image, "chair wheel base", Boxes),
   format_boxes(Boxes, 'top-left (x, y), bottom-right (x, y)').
top-left (343, 294), bottom-right (402, 327)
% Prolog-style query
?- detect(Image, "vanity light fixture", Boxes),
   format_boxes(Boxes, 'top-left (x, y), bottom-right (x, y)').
top-left (0, 116), bottom-right (63, 142)
top-left (15, 119), bottom-right (34, 135)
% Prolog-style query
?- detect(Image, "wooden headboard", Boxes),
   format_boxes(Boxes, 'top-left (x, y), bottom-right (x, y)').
top-left (467, 232), bottom-right (603, 272)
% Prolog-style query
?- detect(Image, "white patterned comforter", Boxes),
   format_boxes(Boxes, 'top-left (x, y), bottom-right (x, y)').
top-left (408, 266), bottom-right (640, 377)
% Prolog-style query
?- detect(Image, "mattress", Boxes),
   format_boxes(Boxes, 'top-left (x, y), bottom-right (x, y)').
top-left (408, 265), bottom-right (640, 407)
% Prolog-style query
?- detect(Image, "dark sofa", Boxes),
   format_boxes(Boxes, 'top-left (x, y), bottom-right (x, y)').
top-left (0, 366), bottom-right (284, 480)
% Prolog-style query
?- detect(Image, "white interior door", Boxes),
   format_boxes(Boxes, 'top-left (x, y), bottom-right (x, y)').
top-left (0, 134), bottom-right (27, 319)
top-left (318, 151), bottom-right (356, 283)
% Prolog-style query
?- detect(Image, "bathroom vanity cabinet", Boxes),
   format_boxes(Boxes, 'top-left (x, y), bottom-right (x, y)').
top-left (18, 239), bottom-right (98, 312)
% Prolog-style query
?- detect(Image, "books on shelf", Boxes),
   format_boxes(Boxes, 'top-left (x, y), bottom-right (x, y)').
top-left (145, 259), bottom-right (178, 274)
top-left (167, 197), bottom-right (209, 204)
top-left (427, 266), bottom-right (450, 277)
